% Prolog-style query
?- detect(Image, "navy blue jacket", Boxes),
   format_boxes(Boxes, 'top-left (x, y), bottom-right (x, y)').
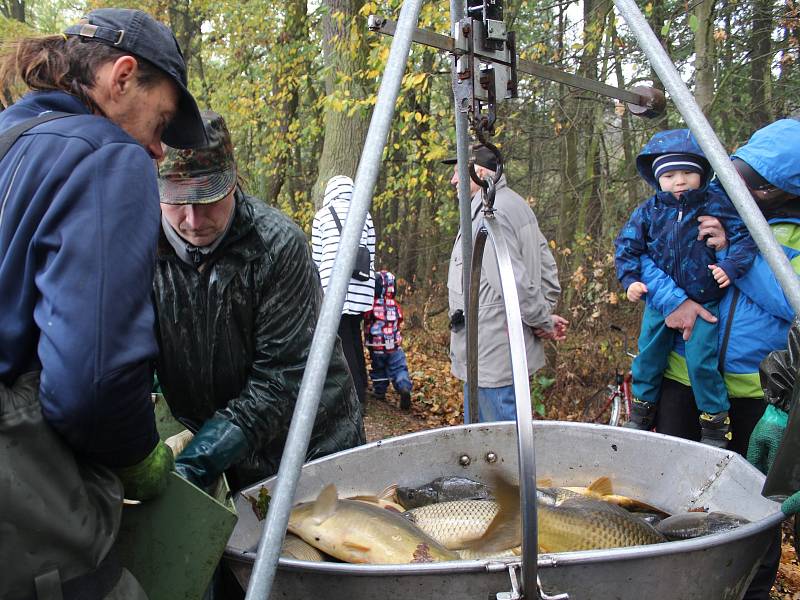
top-left (615, 129), bottom-right (756, 303)
top-left (0, 91), bottom-right (159, 467)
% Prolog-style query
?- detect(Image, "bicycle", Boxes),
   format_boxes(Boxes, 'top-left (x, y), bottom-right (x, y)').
top-left (581, 325), bottom-right (636, 426)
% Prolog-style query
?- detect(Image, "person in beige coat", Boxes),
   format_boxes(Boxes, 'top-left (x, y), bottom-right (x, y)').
top-left (445, 146), bottom-right (567, 422)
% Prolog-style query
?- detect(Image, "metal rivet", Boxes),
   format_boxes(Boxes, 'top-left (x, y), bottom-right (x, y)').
top-left (459, 454), bottom-right (471, 466)
top-left (486, 452), bottom-right (497, 463)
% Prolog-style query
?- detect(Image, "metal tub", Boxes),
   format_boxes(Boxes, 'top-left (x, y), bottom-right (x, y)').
top-left (225, 421), bottom-right (783, 600)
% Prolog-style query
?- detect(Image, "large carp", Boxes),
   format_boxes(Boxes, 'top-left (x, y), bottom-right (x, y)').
top-left (464, 476), bottom-right (666, 554)
top-left (288, 484), bottom-right (459, 564)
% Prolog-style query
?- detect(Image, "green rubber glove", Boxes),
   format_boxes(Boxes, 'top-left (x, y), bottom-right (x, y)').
top-left (175, 417), bottom-right (249, 492)
top-left (114, 440), bottom-right (175, 501)
top-left (782, 490), bottom-right (800, 516)
top-left (746, 404), bottom-right (789, 475)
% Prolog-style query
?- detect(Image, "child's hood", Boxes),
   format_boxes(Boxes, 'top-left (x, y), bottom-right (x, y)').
top-left (377, 270), bottom-right (396, 299)
top-left (636, 129), bottom-right (712, 192)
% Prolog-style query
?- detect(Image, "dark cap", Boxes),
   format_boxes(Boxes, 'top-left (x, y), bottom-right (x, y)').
top-left (158, 111), bottom-right (237, 204)
top-left (441, 144), bottom-right (498, 171)
top-left (64, 9), bottom-right (206, 149)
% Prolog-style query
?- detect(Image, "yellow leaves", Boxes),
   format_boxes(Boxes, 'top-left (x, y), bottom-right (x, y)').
top-left (402, 72), bottom-right (428, 93)
top-left (358, 1), bottom-right (379, 17)
top-left (425, 146), bottom-right (449, 162)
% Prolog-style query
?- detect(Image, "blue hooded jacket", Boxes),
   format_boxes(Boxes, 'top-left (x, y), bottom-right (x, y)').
top-left (615, 129), bottom-right (757, 303)
top-left (0, 91), bottom-right (160, 467)
top-left (641, 119), bottom-right (800, 398)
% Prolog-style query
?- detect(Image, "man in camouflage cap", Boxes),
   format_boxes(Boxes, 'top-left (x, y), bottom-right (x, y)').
top-left (154, 111), bottom-right (365, 493)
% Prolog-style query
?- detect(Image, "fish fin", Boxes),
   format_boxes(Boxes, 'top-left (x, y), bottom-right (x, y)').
top-left (348, 495), bottom-right (406, 513)
top-left (461, 473), bottom-right (521, 553)
top-left (378, 483), bottom-right (398, 502)
top-left (343, 540), bottom-right (371, 552)
top-left (587, 476), bottom-right (613, 497)
top-left (348, 494), bottom-right (380, 502)
top-left (311, 484), bottom-right (339, 525)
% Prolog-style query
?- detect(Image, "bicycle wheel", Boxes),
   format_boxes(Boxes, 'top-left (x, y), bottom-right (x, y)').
top-left (580, 385), bottom-right (618, 425)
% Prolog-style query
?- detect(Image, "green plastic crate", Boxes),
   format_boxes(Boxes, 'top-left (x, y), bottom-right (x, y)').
top-left (116, 394), bottom-right (238, 600)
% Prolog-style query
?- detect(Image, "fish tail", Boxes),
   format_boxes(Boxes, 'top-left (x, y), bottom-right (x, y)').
top-left (461, 473), bottom-right (521, 553)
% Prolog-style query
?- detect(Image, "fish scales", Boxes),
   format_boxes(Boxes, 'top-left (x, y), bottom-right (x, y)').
top-left (281, 533), bottom-right (327, 562)
top-left (405, 500), bottom-right (499, 549)
top-left (538, 499), bottom-right (666, 552)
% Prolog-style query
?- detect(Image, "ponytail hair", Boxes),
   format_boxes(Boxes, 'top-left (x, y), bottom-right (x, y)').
top-left (0, 35), bottom-right (165, 111)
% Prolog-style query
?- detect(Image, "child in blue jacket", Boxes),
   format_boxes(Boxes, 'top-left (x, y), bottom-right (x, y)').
top-left (615, 129), bottom-right (757, 447)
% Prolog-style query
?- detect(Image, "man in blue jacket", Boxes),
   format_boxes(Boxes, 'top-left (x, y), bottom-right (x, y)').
top-left (0, 8), bottom-right (205, 599)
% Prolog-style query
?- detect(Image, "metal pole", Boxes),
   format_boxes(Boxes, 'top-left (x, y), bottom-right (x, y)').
top-left (450, 0), bottom-right (477, 423)
top-left (614, 0), bottom-right (800, 316)
top-left (483, 217), bottom-right (538, 597)
top-left (244, 0), bottom-right (424, 596)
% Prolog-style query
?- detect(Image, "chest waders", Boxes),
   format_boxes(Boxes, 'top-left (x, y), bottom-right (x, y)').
top-left (0, 117), bottom-right (147, 599)
top-left (0, 372), bottom-right (143, 600)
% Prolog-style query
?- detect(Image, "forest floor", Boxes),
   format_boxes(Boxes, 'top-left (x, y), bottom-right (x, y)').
top-left (364, 295), bottom-right (800, 598)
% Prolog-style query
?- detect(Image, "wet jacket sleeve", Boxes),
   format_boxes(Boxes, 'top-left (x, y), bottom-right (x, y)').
top-left (615, 202), bottom-right (650, 292)
top-left (706, 187), bottom-right (757, 282)
top-left (483, 209), bottom-right (554, 330)
top-left (214, 225), bottom-right (326, 450)
top-left (36, 143), bottom-right (160, 468)
top-left (640, 255), bottom-right (689, 317)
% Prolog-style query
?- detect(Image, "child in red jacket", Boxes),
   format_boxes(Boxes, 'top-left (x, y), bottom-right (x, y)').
top-left (364, 270), bottom-right (413, 409)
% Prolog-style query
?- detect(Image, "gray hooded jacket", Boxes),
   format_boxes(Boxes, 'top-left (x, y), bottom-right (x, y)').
top-left (448, 175), bottom-right (560, 387)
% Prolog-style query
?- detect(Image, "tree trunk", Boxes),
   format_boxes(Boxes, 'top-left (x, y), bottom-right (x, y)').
top-left (312, 0), bottom-right (371, 207)
top-left (1, 0), bottom-right (24, 21)
top-left (749, 0), bottom-right (773, 130)
top-left (693, 0), bottom-right (716, 115)
top-left (263, 0), bottom-right (309, 203)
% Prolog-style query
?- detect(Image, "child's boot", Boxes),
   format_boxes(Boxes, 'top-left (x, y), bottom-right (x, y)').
top-left (623, 398), bottom-right (657, 430)
top-left (699, 411), bottom-right (732, 448)
top-left (399, 389), bottom-right (411, 410)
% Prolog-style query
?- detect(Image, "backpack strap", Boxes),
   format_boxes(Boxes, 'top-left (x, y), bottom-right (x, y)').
top-left (0, 112), bottom-right (72, 161)
top-left (718, 287), bottom-right (740, 374)
top-left (328, 205), bottom-right (344, 233)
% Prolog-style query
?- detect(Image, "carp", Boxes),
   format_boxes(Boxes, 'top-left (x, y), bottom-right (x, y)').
top-left (396, 476), bottom-right (493, 510)
top-left (288, 484), bottom-right (459, 564)
top-left (281, 533), bottom-right (327, 562)
top-left (463, 475), bottom-right (666, 554)
top-left (656, 511), bottom-right (750, 541)
top-left (404, 499), bottom-right (499, 549)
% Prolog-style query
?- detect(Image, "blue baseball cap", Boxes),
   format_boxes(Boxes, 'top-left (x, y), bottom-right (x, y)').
top-left (65, 8), bottom-right (206, 149)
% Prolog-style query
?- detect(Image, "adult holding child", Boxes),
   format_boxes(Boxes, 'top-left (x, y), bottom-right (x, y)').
top-left (632, 118), bottom-right (800, 600)
top-left (615, 128), bottom-right (757, 448)
top-left (636, 119), bottom-right (800, 459)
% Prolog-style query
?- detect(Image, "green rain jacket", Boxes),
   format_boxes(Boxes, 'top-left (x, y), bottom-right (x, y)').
top-left (153, 191), bottom-right (365, 490)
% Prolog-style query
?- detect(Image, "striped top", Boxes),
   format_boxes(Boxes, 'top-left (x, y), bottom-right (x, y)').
top-left (312, 175), bottom-right (376, 314)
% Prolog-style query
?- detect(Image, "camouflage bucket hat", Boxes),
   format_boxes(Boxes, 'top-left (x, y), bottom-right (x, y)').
top-left (158, 110), bottom-right (237, 204)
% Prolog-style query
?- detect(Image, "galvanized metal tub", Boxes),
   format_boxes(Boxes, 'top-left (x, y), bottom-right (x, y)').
top-left (224, 421), bottom-right (783, 600)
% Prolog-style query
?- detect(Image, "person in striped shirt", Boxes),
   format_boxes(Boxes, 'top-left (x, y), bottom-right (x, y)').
top-left (312, 175), bottom-right (376, 407)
